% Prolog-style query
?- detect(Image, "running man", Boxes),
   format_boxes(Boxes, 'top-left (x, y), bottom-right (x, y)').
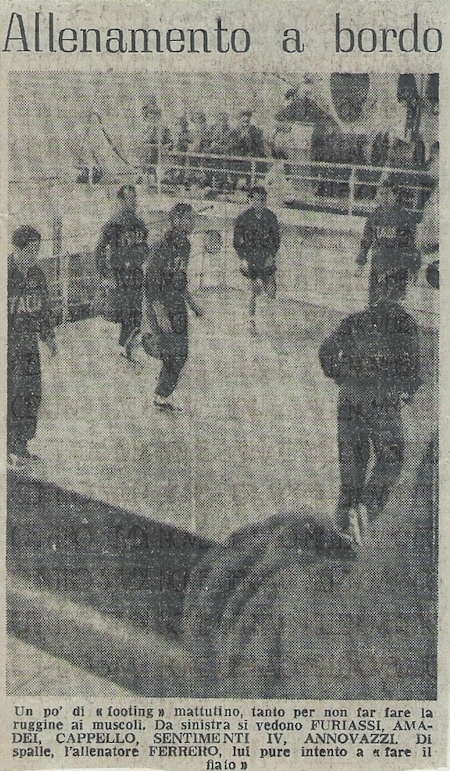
top-left (233, 186), bottom-right (280, 335)
top-left (319, 267), bottom-right (421, 545)
top-left (8, 226), bottom-right (56, 465)
top-left (95, 185), bottom-right (149, 357)
top-left (356, 177), bottom-right (420, 303)
top-left (142, 203), bottom-right (203, 412)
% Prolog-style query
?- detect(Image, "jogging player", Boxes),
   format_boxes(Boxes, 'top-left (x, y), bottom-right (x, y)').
top-left (95, 185), bottom-right (149, 357)
top-left (143, 203), bottom-right (202, 411)
top-left (356, 177), bottom-right (420, 303)
top-left (233, 186), bottom-right (280, 335)
top-left (319, 267), bottom-right (421, 545)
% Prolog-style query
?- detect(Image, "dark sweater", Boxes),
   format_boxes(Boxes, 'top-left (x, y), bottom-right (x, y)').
top-left (8, 259), bottom-right (54, 357)
top-left (145, 229), bottom-right (191, 335)
top-left (357, 204), bottom-right (419, 276)
top-left (95, 211), bottom-right (149, 289)
top-left (319, 299), bottom-right (421, 399)
top-left (233, 207), bottom-right (280, 274)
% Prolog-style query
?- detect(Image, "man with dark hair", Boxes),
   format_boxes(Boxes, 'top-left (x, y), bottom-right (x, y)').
top-left (357, 178), bottom-right (420, 303)
top-left (229, 110), bottom-right (265, 158)
top-left (95, 185), bottom-right (149, 357)
top-left (233, 186), bottom-right (280, 335)
top-left (8, 226), bottom-right (56, 465)
top-left (142, 203), bottom-right (203, 411)
top-left (319, 267), bottom-right (421, 544)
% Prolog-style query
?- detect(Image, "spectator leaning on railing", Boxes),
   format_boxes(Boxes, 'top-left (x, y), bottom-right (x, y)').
top-left (229, 110), bottom-right (266, 158)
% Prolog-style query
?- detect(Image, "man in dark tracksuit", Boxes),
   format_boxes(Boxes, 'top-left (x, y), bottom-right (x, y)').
top-left (143, 203), bottom-right (202, 411)
top-left (319, 268), bottom-right (421, 544)
top-left (8, 226), bottom-right (56, 464)
top-left (233, 186), bottom-right (280, 335)
top-left (357, 179), bottom-right (420, 304)
top-left (95, 185), bottom-right (149, 355)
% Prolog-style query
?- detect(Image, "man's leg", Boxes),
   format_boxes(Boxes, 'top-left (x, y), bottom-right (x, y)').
top-left (262, 273), bottom-right (277, 301)
top-left (249, 278), bottom-right (262, 317)
top-left (248, 278), bottom-right (262, 335)
top-left (155, 334), bottom-right (188, 407)
top-left (120, 294), bottom-right (142, 352)
top-left (336, 396), bottom-right (370, 537)
top-left (8, 366), bottom-right (41, 459)
top-left (363, 403), bottom-right (404, 520)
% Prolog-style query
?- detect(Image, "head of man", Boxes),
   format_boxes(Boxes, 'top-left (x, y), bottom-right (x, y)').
top-left (249, 186), bottom-right (267, 216)
top-left (142, 97), bottom-right (162, 123)
top-left (237, 110), bottom-right (252, 132)
top-left (377, 178), bottom-right (398, 208)
top-left (117, 184), bottom-right (137, 213)
top-left (169, 203), bottom-right (195, 236)
top-left (12, 226), bottom-right (41, 272)
top-left (373, 267), bottom-right (409, 304)
top-left (216, 112), bottom-right (229, 129)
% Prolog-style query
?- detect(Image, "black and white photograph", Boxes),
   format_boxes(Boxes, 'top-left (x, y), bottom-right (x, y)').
top-left (6, 69), bottom-right (439, 711)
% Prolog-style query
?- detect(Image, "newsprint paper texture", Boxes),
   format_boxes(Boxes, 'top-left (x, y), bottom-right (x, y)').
top-left (0, 0), bottom-right (449, 769)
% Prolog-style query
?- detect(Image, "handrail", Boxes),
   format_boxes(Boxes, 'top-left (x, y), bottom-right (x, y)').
top-left (9, 150), bottom-right (434, 186)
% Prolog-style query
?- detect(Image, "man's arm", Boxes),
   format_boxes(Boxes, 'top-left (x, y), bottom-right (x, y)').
top-left (402, 315), bottom-right (422, 398)
top-left (319, 320), bottom-right (348, 383)
top-left (39, 274), bottom-right (57, 355)
top-left (95, 224), bottom-right (113, 278)
top-left (356, 218), bottom-right (374, 267)
top-left (233, 216), bottom-right (248, 261)
top-left (144, 251), bottom-right (173, 334)
top-left (184, 289), bottom-right (203, 318)
top-left (269, 213), bottom-right (281, 254)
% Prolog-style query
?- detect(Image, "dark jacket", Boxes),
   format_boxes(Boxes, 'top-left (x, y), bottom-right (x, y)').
top-left (95, 211), bottom-right (149, 291)
top-left (145, 229), bottom-right (191, 335)
top-left (357, 204), bottom-right (419, 276)
top-left (319, 299), bottom-right (421, 400)
top-left (233, 207), bottom-right (280, 274)
top-left (8, 259), bottom-right (54, 358)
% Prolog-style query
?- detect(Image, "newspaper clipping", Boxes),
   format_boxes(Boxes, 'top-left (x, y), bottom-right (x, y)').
top-left (1, 0), bottom-right (447, 769)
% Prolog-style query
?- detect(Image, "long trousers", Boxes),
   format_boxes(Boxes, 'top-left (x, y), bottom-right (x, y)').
top-left (118, 290), bottom-right (142, 347)
top-left (336, 391), bottom-right (404, 529)
top-left (8, 341), bottom-right (41, 454)
top-left (155, 332), bottom-right (189, 398)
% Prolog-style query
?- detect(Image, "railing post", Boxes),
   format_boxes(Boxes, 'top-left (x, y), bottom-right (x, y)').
top-left (52, 215), bottom-right (68, 322)
top-left (52, 215), bottom-right (62, 282)
top-left (250, 158), bottom-right (256, 189)
top-left (348, 167), bottom-right (356, 216)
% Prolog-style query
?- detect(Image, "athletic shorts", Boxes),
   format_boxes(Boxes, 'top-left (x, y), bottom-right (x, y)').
top-left (241, 264), bottom-right (277, 281)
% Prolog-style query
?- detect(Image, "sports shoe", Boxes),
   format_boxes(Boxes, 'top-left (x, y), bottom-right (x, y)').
top-left (154, 395), bottom-right (182, 413)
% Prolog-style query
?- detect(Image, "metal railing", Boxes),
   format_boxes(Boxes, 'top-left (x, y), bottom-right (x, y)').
top-left (9, 150), bottom-right (436, 323)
